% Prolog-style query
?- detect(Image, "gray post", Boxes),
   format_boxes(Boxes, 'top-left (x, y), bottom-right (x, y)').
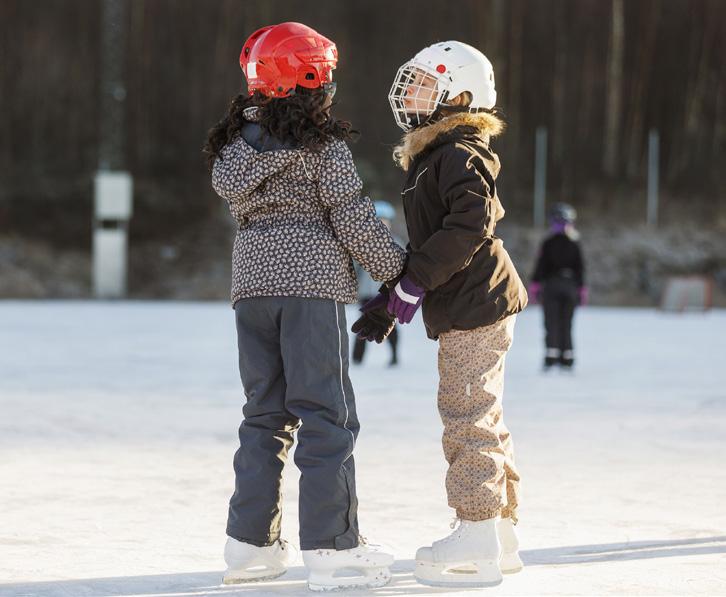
top-left (647, 128), bottom-right (659, 228)
top-left (94, 0), bottom-right (132, 298)
top-left (533, 126), bottom-right (548, 228)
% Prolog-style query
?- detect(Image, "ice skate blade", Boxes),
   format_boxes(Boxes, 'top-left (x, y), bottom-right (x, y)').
top-left (222, 567), bottom-right (286, 584)
top-left (414, 558), bottom-right (502, 588)
top-left (307, 566), bottom-right (391, 592)
top-left (500, 551), bottom-right (524, 574)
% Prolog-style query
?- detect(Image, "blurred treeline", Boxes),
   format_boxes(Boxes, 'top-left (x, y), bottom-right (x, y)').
top-left (1, 0), bottom-right (724, 250)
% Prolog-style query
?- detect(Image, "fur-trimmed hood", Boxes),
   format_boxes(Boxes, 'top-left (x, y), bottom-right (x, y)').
top-left (393, 111), bottom-right (505, 171)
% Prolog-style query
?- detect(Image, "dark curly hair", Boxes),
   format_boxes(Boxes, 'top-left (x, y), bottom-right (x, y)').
top-left (204, 87), bottom-right (357, 171)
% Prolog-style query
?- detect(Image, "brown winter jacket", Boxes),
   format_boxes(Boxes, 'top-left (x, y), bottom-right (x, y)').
top-left (212, 121), bottom-right (406, 306)
top-left (393, 111), bottom-right (528, 339)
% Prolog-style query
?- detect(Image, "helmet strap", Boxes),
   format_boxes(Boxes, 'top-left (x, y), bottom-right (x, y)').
top-left (438, 104), bottom-right (496, 115)
top-left (404, 91), bottom-right (496, 131)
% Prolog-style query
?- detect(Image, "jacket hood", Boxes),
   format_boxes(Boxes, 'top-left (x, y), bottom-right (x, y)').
top-left (241, 121), bottom-right (299, 153)
top-left (213, 132), bottom-right (301, 202)
top-left (393, 111), bottom-right (505, 171)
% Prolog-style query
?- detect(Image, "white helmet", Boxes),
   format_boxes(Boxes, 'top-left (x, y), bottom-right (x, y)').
top-left (388, 41), bottom-right (497, 131)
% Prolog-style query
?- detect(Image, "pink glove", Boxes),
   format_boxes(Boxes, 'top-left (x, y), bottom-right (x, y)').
top-left (528, 282), bottom-right (542, 304)
top-left (578, 286), bottom-right (589, 306)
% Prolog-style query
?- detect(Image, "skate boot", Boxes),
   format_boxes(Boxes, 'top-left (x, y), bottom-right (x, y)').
top-left (414, 518), bottom-right (502, 587)
top-left (222, 537), bottom-right (296, 584)
top-left (498, 517), bottom-right (523, 574)
top-left (302, 538), bottom-right (394, 591)
top-left (560, 350), bottom-right (575, 370)
top-left (543, 348), bottom-right (560, 371)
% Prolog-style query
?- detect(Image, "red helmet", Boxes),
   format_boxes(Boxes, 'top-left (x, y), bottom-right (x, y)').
top-left (239, 22), bottom-right (338, 98)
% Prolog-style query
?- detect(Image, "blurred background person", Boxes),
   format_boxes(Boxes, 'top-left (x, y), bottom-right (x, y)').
top-left (352, 200), bottom-right (403, 367)
top-left (529, 203), bottom-right (587, 371)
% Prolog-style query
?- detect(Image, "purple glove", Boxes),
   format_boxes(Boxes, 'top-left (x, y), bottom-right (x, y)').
top-left (578, 286), bottom-right (589, 306)
top-left (387, 274), bottom-right (425, 324)
top-left (528, 282), bottom-right (542, 304)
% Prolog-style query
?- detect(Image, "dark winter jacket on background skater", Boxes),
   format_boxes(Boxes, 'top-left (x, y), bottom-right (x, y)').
top-left (212, 111), bottom-right (406, 307)
top-left (393, 111), bottom-right (528, 339)
top-left (530, 232), bottom-right (584, 288)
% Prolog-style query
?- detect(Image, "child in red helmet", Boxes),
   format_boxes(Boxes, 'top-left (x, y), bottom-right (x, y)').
top-left (204, 22), bottom-right (402, 592)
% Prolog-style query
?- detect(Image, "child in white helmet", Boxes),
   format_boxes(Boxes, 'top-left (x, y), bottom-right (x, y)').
top-left (353, 41), bottom-right (528, 587)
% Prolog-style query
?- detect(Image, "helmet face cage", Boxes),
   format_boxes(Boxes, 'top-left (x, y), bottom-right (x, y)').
top-left (388, 62), bottom-right (449, 131)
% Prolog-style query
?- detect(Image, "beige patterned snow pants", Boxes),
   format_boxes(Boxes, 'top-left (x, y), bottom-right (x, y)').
top-left (437, 315), bottom-right (520, 522)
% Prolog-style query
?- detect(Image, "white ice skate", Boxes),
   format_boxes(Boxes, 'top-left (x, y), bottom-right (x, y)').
top-left (222, 537), bottom-right (297, 584)
top-left (414, 518), bottom-right (502, 588)
top-left (498, 517), bottom-right (523, 573)
top-left (302, 538), bottom-right (394, 591)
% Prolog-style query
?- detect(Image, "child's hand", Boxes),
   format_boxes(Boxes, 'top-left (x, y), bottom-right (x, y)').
top-left (351, 308), bottom-right (396, 343)
top-left (528, 282), bottom-right (542, 304)
top-left (360, 292), bottom-right (388, 314)
top-left (387, 275), bottom-right (425, 324)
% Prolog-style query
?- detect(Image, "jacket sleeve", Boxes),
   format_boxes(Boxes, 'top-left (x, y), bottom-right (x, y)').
top-left (574, 241), bottom-right (585, 287)
top-left (211, 139), bottom-right (284, 222)
top-left (318, 140), bottom-right (406, 283)
top-left (406, 147), bottom-right (497, 290)
top-left (531, 242), bottom-right (547, 283)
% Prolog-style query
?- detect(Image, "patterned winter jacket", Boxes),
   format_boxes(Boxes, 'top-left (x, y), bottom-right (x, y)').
top-left (212, 121), bottom-right (406, 306)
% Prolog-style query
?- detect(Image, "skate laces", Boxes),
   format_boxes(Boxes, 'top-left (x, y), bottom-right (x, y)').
top-left (357, 535), bottom-right (379, 550)
top-left (437, 518), bottom-right (463, 545)
top-left (357, 534), bottom-right (389, 553)
top-left (446, 518), bottom-right (474, 541)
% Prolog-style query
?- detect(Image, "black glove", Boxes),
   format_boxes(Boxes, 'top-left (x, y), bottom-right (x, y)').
top-left (351, 293), bottom-right (396, 343)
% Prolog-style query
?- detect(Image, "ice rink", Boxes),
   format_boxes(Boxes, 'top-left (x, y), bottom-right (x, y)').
top-left (1, 301), bottom-right (725, 596)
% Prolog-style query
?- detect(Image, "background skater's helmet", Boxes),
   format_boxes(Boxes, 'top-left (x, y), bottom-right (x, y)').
top-left (388, 41), bottom-right (497, 131)
top-left (373, 200), bottom-right (396, 221)
top-left (548, 203), bottom-right (577, 225)
top-left (239, 22), bottom-right (338, 98)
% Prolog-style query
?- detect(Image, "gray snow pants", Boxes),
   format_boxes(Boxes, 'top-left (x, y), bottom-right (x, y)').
top-left (227, 297), bottom-right (360, 551)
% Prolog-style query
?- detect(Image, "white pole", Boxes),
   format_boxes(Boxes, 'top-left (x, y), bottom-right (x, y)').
top-left (93, 172), bottom-right (133, 298)
top-left (94, 0), bottom-right (131, 298)
top-left (647, 128), bottom-right (659, 228)
top-left (534, 126), bottom-right (548, 228)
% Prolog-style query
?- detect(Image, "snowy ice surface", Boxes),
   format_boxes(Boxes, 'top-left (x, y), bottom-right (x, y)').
top-left (0, 301), bottom-right (724, 596)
